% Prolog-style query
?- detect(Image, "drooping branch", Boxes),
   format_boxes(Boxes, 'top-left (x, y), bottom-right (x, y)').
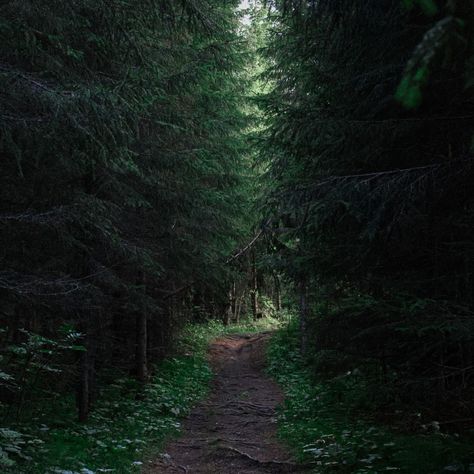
top-left (225, 229), bottom-right (263, 264)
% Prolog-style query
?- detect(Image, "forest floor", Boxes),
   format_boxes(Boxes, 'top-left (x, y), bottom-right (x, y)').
top-left (144, 332), bottom-right (310, 474)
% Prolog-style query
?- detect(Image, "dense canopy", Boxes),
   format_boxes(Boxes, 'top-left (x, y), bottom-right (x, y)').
top-left (1, 0), bottom-right (473, 472)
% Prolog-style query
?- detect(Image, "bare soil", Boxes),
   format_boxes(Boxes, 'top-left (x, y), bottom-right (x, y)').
top-left (144, 332), bottom-right (311, 473)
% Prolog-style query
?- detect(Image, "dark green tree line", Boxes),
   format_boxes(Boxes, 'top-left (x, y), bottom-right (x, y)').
top-left (259, 0), bottom-right (474, 407)
top-left (0, 0), bottom-right (258, 426)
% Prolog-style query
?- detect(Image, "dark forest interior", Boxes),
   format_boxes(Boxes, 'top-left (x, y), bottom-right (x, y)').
top-left (1, 1), bottom-right (473, 472)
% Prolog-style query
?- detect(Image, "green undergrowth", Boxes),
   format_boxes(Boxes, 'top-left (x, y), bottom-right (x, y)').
top-left (178, 314), bottom-right (283, 355)
top-left (267, 319), bottom-right (474, 473)
top-left (3, 316), bottom-right (280, 474)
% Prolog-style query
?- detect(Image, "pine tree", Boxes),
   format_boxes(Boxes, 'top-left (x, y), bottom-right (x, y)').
top-left (259, 0), bottom-right (474, 401)
top-left (0, 0), bottom-right (255, 421)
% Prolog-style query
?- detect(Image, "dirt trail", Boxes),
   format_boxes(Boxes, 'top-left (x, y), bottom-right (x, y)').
top-left (144, 332), bottom-right (310, 473)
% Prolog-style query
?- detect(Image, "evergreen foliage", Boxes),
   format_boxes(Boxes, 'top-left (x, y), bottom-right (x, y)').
top-left (1, 0), bottom-right (474, 469)
top-left (0, 0), bottom-right (258, 443)
top-left (259, 0), bottom-right (474, 406)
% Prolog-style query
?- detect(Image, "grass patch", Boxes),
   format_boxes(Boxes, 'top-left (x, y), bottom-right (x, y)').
top-left (3, 316), bottom-right (280, 474)
top-left (178, 315), bottom-right (283, 355)
top-left (267, 319), bottom-right (474, 473)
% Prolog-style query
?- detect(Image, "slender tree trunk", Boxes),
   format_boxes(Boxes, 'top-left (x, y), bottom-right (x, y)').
top-left (274, 273), bottom-right (282, 311)
top-left (76, 312), bottom-right (89, 422)
top-left (136, 312), bottom-right (148, 382)
top-left (87, 334), bottom-right (97, 407)
top-left (251, 251), bottom-right (259, 320)
top-left (299, 277), bottom-right (308, 355)
top-left (236, 293), bottom-right (242, 323)
top-left (192, 286), bottom-right (204, 322)
top-left (76, 313), bottom-right (97, 423)
top-left (223, 287), bottom-right (232, 326)
top-left (136, 273), bottom-right (148, 383)
top-left (231, 281), bottom-right (236, 316)
top-left (77, 346), bottom-right (89, 422)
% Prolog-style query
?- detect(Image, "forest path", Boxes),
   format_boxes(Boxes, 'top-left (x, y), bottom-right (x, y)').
top-left (144, 332), bottom-right (310, 473)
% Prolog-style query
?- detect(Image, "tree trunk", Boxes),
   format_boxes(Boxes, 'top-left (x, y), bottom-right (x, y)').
top-left (136, 273), bottom-right (148, 383)
top-left (251, 251), bottom-right (259, 320)
top-left (236, 293), bottom-right (243, 323)
top-left (231, 281), bottom-right (237, 316)
top-left (77, 346), bottom-right (89, 422)
top-left (223, 286), bottom-right (233, 326)
top-left (299, 277), bottom-right (308, 355)
top-left (76, 317), bottom-right (97, 423)
top-left (274, 273), bottom-right (282, 311)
